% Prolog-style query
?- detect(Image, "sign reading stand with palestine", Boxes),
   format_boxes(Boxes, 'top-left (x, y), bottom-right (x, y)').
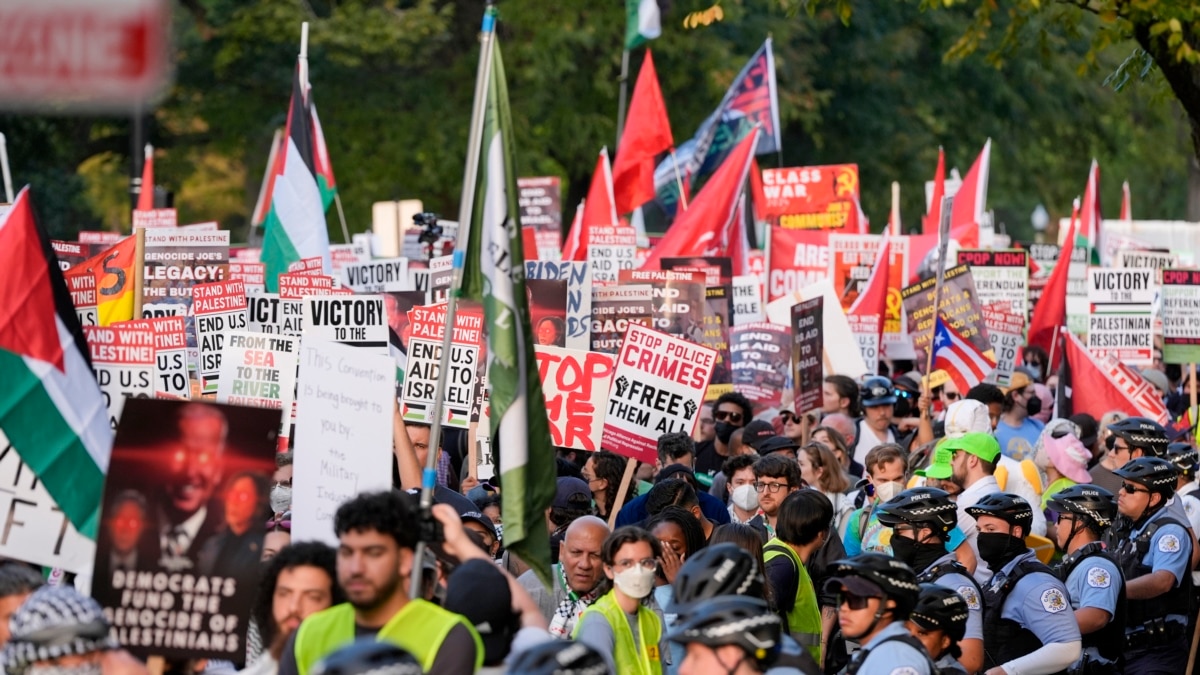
top-left (85, 325), bottom-right (156, 428)
top-left (401, 304), bottom-right (482, 429)
top-left (1087, 267), bottom-right (1155, 364)
top-left (601, 323), bottom-right (717, 465)
top-left (587, 225), bottom-right (638, 285)
top-left (119, 316), bottom-right (190, 398)
top-left (1160, 269), bottom-right (1200, 364)
top-left (193, 280), bottom-right (249, 393)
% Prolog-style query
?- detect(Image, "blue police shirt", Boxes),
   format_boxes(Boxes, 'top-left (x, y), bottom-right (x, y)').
top-left (1130, 505), bottom-right (1192, 624)
top-left (989, 550), bottom-right (1081, 649)
top-left (853, 622), bottom-right (932, 675)
top-left (1063, 551), bottom-right (1121, 619)
top-left (928, 553), bottom-right (983, 642)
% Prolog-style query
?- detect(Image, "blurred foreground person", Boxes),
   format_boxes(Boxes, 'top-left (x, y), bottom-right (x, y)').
top-left (310, 639), bottom-right (420, 675)
top-left (2, 585), bottom-right (149, 675)
top-left (245, 543), bottom-right (343, 675)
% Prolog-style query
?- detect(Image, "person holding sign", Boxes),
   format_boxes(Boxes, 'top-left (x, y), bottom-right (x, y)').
top-left (994, 372), bottom-right (1044, 462)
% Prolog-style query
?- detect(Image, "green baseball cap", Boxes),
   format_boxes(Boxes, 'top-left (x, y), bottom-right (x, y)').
top-left (916, 445), bottom-right (955, 480)
top-left (941, 432), bottom-right (1001, 462)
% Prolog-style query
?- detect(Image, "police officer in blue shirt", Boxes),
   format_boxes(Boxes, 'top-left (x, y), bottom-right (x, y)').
top-left (966, 493), bottom-right (1081, 675)
top-left (1045, 484), bottom-right (1125, 673)
top-left (906, 584), bottom-right (971, 675)
top-left (876, 487), bottom-right (984, 673)
top-left (823, 553), bottom-right (933, 675)
top-left (1113, 456), bottom-right (1193, 673)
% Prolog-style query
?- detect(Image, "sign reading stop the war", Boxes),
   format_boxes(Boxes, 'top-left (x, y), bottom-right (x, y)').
top-left (118, 316), bottom-right (189, 398)
top-left (535, 346), bottom-right (615, 452)
top-left (401, 305), bottom-right (482, 429)
top-left (193, 280), bottom-right (248, 393)
top-left (601, 323), bottom-right (716, 465)
top-left (84, 325), bottom-right (155, 428)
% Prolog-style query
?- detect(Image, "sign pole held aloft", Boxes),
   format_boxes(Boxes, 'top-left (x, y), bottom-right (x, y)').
top-left (616, 49), bottom-right (631, 149)
top-left (0, 132), bottom-right (12, 203)
top-left (923, 195), bottom-right (954, 387)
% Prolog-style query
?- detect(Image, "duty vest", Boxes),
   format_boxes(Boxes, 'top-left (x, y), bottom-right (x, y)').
top-left (572, 591), bottom-right (662, 675)
top-left (1055, 542), bottom-right (1126, 665)
top-left (293, 600), bottom-right (482, 675)
top-left (763, 539), bottom-right (823, 663)
top-left (1114, 514), bottom-right (1193, 627)
top-left (981, 558), bottom-right (1065, 675)
top-left (916, 559), bottom-right (983, 609)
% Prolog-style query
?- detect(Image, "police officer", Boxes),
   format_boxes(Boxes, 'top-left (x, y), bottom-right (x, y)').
top-left (1044, 484), bottom-right (1125, 673)
top-left (1106, 417), bottom-right (1170, 460)
top-left (965, 493), bottom-right (1081, 675)
top-left (1165, 442), bottom-right (1200, 621)
top-left (668, 595), bottom-right (786, 675)
top-left (823, 553), bottom-right (933, 675)
top-left (876, 487), bottom-right (983, 673)
top-left (1113, 456), bottom-right (1194, 672)
top-left (906, 584), bottom-right (971, 675)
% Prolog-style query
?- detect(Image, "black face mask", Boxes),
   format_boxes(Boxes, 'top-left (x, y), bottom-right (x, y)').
top-left (890, 534), bottom-right (946, 572)
top-left (977, 531), bottom-right (1025, 570)
top-left (1025, 394), bottom-right (1043, 417)
top-left (715, 421), bottom-right (736, 444)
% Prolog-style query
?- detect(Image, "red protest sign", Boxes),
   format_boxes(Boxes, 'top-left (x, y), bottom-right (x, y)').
top-left (761, 164), bottom-right (860, 230)
top-left (535, 346), bottom-right (615, 452)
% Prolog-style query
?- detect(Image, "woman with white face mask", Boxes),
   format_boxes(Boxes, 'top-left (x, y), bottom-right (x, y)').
top-left (573, 527), bottom-right (667, 675)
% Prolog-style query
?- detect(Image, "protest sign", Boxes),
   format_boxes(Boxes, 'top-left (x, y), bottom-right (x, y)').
top-left (79, 230), bottom-right (127, 246)
top-left (120, 316), bottom-right (190, 398)
top-left (829, 234), bottom-right (910, 352)
top-left (329, 242), bottom-right (370, 275)
top-left (526, 260), bottom-right (593, 350)
top-left (141, 229), bottom-right (230, 353)
top-left (65, 266), bottom-right (98, 327)
top-left (587, 225), bottom-right (638, 285)
top-left (591, 285), bottom-right (653, 354)
top-left (901, 264), bottom-right (989, 372)
top-left (766, 280), bottom-right (869, 379)
top-left (0, 432), bottom-right (95, 572)
top-left (193, 280), bottom-right (249, 393)
top-left (1162, 269), bottom-right (1200, 364)
top-left (761, 164), bottom-right (861, 230)
top-left (662, 257), bottom-right (734, 286)
top-left (847, 313), bottom-right (880, 377)
top-left (287, 256), bottom-right (325, 275)
top-left (341, 257), bottom-right (411, 293)
top-left (519, 176), bottom-right (563, 261)
top-left (1087, 267), bottom-right (1155, 363)
top-left (293, 340), bottom-right (395, 546)
top-left (279, 272), bottom-right (336, 299)
top-left (1116, 249), bottom-right (1176, 273)
top-left (303, 296), bottom-right (389, 352)
top-left (229, 262), bottom-right (265, 292)
top-left (216, 332), bottom-right (299, 414)
top-left (85, 325), bottom-right (156, 428)
top-left (52, 240), bottom-right (88, 270)
top-left (1066, 244), bottom-right (1089, 335)
top-left (247, 293), bottom-right (303, 336)
top-left (382, 291), bottom-right (427, 390)
top-left (956, 249), bottom-right (1030, 318)
top-left (401, 305), bottom-right (482, 428)
top-left (535, 346), bottom-right (615, 451)
top-left (526, 279), bottom-right (569, 348)
top-left (982, 307), bottom-right (1023, 387)
top-left (730, 323), bottom-right (790, 409)
top-left (131, 208), bottom-right (178, 230)
top-left (180, 221), bottom-right (220, 231)
top-left (766, 227), bottom-right (830, 302)
top-left (91, 400), bottom-right (278, 661)
top-left (732, 275), bottom-right (764, 324)
top-left (700, 284), bottom-right (733, 392)
top-left (618, 269), bottom-right (707, 343)
top-left (601, 323), bottom-right (716, 464)
top-left (791, 298), bottom-right (824, 413)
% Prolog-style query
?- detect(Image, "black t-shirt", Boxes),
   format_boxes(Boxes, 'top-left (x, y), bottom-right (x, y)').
top-left (277, 619), bottom-right (478, 675)
top-left (693, 439), bottom-right (726, 476)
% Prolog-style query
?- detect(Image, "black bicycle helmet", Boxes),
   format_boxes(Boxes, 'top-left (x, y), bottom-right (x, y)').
top-left (1166, 443), bottom-right (1198, 477)
top-left (668, 596), bottom-right (782, 667)
top-left (1107, 417), bottom-right (1169, 457)
top-left (506, 639), bottom-right (611, 675)
top-left (1045, 484), bottom-right (1117, 532)
top-left (1113, 456), bottom-right (1179, 494)
top-left (876, 487), bottom-right (959, 540)
top-left (668, 543), bottom-right (763, 612)
top-left (861, 376), bottom-right (897, 407)
top-left (311, 639), bottom-right (422, 675)
top-left (964, 492), bottom-right (1033, 532)
top-left (909, 584), bottom-right (969, 643)
top-left (824, 553), bottom-right (921, 615)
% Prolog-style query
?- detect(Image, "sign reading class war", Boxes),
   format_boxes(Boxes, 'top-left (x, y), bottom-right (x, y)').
top-left (401, 304), bottom-right (482, 428)
top-left (85, 325), bottom-right (156, 428)
top-left (791, 297), bottom-right (824, 414)
top-left (761, 164), bottom-right (861, 230)
top-left (591, 285), bottom-right (653, 354)
top-left (601, 323), bottom-right (717, 465)
top-left (193, 280), bottom-right (249, 393)
top-left (730, 322), bottom-right (790, 409)
top-left (1161, 269), bottom-right (1200, 364)
top-left (535, 346), bottom-right (615, 452)
top-left (119, 316), bottom-right (191, 399)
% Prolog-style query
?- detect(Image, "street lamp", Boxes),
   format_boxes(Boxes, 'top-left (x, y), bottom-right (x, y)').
top-left (1031, 204), bottom-right (1049, 243)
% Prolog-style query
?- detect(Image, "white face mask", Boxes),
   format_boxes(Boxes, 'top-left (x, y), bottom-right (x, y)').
top-left (874, 480), bottom-right (904, 503)
top-left (731, 484), bottom-right (759, 511)
top-left (612, 566), bottom-right (656, 599)
top-left (270, 485), bottom-right (293, 514)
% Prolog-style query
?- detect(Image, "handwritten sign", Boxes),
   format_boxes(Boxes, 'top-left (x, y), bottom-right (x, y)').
top-left (85, 325), bottom-right (156, 428)
top-left (535, 346), bottom-right (614, 451)
top-left (791, 297), bottom-right (824, 413)
top-left (193, 280), bottom-right (249, 393)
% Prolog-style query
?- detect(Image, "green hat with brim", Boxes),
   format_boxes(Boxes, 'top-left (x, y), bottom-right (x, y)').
top-left (915, 445), bottom-right (954, 480)
top-left (940, 432), bottom-right (1001, 463)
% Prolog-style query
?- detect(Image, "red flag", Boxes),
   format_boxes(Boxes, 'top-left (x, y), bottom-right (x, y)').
top-left (1080, 160), bottom-right (1100, 246)
top-left (949, 140), bottom-right (990, 248)
top-left (1063, 331), bottom-right (1169, 425)
top-left (1027, 200), bottom-right (1078, 371)
top-left (1121, 181), bottom-right (1131, 220)
top-left (612, 50), bottom-right (673, 215)
top-left (749, 158), bottom-right (767, 224)
top-left (562, 149), bottom-right (618, 261)
top-left (922, 147), bottom-right (944, 235)
top-left (848, 234), bottom-right (891, 345)
top-left (136, 144), bottom-right (154, 211)
top-left (642, 128), bottom-right (760, 270)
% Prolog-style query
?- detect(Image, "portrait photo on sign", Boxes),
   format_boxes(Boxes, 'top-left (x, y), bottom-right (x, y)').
top-left (526, 278), bottom-right (569, 348)
top-left (91, 399), bottom-right (279, 662)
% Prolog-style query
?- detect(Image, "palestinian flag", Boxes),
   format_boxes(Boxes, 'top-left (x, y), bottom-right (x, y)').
top-left (311, 99), bottom-right (337, 211)
top-left (0, 187), bottom-right (112, 540)
top-left (262, 66), bottom-right (332, 291)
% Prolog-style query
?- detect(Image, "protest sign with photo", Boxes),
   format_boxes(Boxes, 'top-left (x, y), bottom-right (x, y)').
top-left (132, 208), bottom-right (178, 230)
top-left (341, 257), bottom-right (411, 293)
top-left (591, 285), bottom-right (653, 354)
top-left (518, 176), bottom-right (563, 261)
top-left (527, 260), bottom-right (593, 350)
top-left (587, 225), bottom-right (638, 285)
top-left (602, 323), bottom-right (717, 464)
top-left (766, 227), bottom-right (830, 302)
top-left (730, 323), bottom-right (790, 410)
top-left (829, 234), bottom-right (909, 350)
top-left (732, 275), bottom-right (764, 324)
top-left (791, 297), bottom-right (824, 413)
top-left (91, 400), bottom-right (279, 661)
top-left (1161, 269), bottom-right (1200, 364)
top-left (1087, 267), bottom-right (1155, 363)
top-left (216, 332), bottom-right (299, 414)
top-left (293, 340), bottom-right (395, 546)
top-left (194, 280), bottom-right (249, 393)
top-left (618, 269), bottom-right (707, 344)
top-left (535, 346), bottom-right (615, 452)
top-left (982, 306), bottom-right (1023, 387)
top-left (760, 164), bottom-right (861, 230)
top-left (901, 264), bottom-right (989, 371)
top-left (303, 296), bottom-right (389, 352)
top-left (52, 240), bottom-right (89, 270)
top-left (229, 262), bottom-right (265, 292)
top-left (120, 316), bottom-right (190, 399)
top-left (526, 279), bottom-right (570, 348)
top-left (956, 249), bottom-right (1030, 318)
top-left (141, 229), bottom-right (230, 352)
top-left (401, 304), bottom-right (482, 428)
top-left (247, 293), bottom-right (303, 336)
top-left (85, 325), bottom-right (156, 428)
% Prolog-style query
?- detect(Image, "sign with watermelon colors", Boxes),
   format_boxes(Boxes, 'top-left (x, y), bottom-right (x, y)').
top-left (400, 304), bottom-right (482, 429)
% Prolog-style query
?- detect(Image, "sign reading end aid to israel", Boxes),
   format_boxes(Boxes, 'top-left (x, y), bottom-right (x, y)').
top-left (602, 323), bottom-right (717, 465)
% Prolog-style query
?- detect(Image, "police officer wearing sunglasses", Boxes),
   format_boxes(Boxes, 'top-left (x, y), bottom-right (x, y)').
top-left (1112, 456), bottom-right (1193, 672)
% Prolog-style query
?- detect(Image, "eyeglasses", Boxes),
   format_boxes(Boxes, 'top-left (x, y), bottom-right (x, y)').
top-left (943, 392), bottom-right (961, 401)
top-left (613, 558), bottom-right (658, 572)
top-left (1121, 482), bottom-right (1151, 495)
top-left (1106, 435), bottom-right (1131, 454)
top-left (754, 481), bottom-right (789, 493)
top-left (836, 592), bottom-right (875, 611)
top-left (714, 410), bottom-right (744, 424)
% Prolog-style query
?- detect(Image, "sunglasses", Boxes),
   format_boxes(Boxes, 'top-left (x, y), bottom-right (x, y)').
top-left (1121, 482), bottom-right (1150, 495)
top-left (780, 412), bottom-right (797, 423)
top-left (714, 410), bottom-right (744, 424)
top-left (266, 518), bottom-right (292, 532)
top-left (944, 392), bottom-right (961, 401)
top-left (836, 591), bottom-right (875, 611)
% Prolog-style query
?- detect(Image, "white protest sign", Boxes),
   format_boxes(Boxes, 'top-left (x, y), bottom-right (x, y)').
top-left (1088, 268), bottom-right (1157, 308)
top-left (535, 346), bottom-right (615, 452)
top-left (85, 326), bottom-right (155, 429)
top-left (193, 280), bottom-right (249, 393)
top-left (526, 261), bottom-right (593, 350)
top-left (119, 316), bottom-right (190, 398)
top-left (401, 305), bottom-right (482, 428)
top-left (247, 293), bottom-right (304, 336)
top-left (587, 226), bottom-right (637, 285)
top-left (1116, 249), bottom-right (1176, 273)
top-left (303, 296), bottom-right (389, 352)
top-left (341, 257), bottom-right (411, 293)
top-left (732, 275), bottom-right (764, 325)
top-left (216, 332), bottom-right (299, 415)
top-left (292, 339), bottom-right (394, 546)
top-left (1087, 267), bottom-right (1155, 363)
top-left (0, 433), bottom-right (95, 572)
top-left (982, 307), bottom-right (1023, 387)
top-left (330, 242), bottom-right (370, 274)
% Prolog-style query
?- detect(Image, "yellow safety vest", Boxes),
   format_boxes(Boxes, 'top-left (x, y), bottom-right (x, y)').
top-left (293, 600), bottom-right (483, 675)
top-left (764, 537), bottom-right (823, 663)
top-left (572, 591), bottom-right (662, 675)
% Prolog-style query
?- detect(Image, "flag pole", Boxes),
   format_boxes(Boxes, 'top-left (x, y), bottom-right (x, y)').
top-left (409, 2), bottom-right (497, 600)
top-left (924, 195), bottom-right (953, 388)
top-left (298, 22), bottom-right (309, 99)
top-left (670, 149), bottom-right (688, 211)
top-left (333, 192), bottom-right (352, 243)
top-left (890, 182), bottom-right (900, 236)
top-left (0, 132), bottom-right (13, 203)
top-left (616, 49), bottom-right (631, 148)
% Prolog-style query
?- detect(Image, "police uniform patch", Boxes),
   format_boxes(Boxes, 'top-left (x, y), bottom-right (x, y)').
top-left (1159, 534), bottom-right (1181, 553)
top-left (957, 585), bottom-right (981, 611)
top-left (1086, 567), bottom-right (1110, 589)
top-left (1041, 588), bottom-right (1068, 613)
top-left (889, 669), bottom-right (919, 675)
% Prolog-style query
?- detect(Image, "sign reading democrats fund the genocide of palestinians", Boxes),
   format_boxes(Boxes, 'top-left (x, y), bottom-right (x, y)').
top-left (602, 323), bottom-right (716, 465)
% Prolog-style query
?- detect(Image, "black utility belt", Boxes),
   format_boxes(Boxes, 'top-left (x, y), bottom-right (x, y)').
top-left (1125, 618), bottom-right (1187, 648)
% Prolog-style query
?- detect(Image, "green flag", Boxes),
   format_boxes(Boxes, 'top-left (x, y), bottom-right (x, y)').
top-left (626, 0), bottom-right (662, 50)
top-left (460, 36), bottom-right (556, 586)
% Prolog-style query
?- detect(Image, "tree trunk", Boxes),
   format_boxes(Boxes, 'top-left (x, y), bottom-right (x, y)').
top-left (1135, 24), bottom-right (1200, 220)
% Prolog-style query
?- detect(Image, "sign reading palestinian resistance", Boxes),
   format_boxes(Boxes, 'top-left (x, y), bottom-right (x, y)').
top-left (193, 280), bottom-right (249, 393)
top-left (535, 346), bottom-right (615, 452)
top-left (216, 331), bottom-right (299, 414)
top-left (91, 400), bottom-right (279, 661)
top-left (119, 316), bottom-right (190, 399)
top-left (901, 264), bottom-right (990, 377)
top-left (303, 296), bottom-right (389, 352)
top-left (1087, 267), bottom-right (1155, 364)
top-left (141, 229), bottom-right (230, 350)
top-left (956, 249), bottom-right (1030, 318)
top-left (85, 325), bottom-right (156, 428)
top-left (401, 304), bottom-right (482, 429)
top-left (766, 227), bottom-right (830, 302)
top-left (791, 297), bottom-right (824, 414)
top-left (602, 322), bottom-right (717, 465)
top-left (761, 164), bottom-right (862, 231)
top-left (341, 257), bottom-right (411, 293)
top-left (591, 285), bottom-right (654, 354)
top-left (1161, 269), bottom-right (1200, 364)
top-left (526, 260), bottom-right (593, 350)
top-left (588, 225), bottom-right (638, 285)
top-left (730, 322), bottom-right (790, 410)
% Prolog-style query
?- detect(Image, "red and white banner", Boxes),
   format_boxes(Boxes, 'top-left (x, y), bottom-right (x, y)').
top-left (760, 164), bottom-right (862, 231)
top-left (1064, 331), bottom-right (1169, 425)
top-left (193, 279), bottom-right (249, 393)
top-left (84, 325), bottom-right (156, 428)
top-left (535, 346), bottom-right (615, 452)
top-left (119, 316), bottom-right (189, 399)
top-left (766, 227), bottom-right (829, 302)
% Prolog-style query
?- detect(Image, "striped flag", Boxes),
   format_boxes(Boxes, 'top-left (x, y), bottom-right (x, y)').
top-left (932, 313), bottom-right (996, 394)
top-left (68, 237), bottom-right (139, 327)
top-left (459, 33), bottom-right (556, 586)
top-left (310, 99), bottom-right (337, 211)
top-left (0, 187), bottom-right (112, 540)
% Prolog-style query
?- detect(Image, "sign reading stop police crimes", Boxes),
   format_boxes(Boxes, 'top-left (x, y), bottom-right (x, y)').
top-left (119, 317), bottom-right (190, 399)
top-left (303, 296), bottom-right (389, 352)
top-left (401, 305), bottom-right (482, 428)
top-left (791, 297), bottom-right (824, 413)
top-left (1087, 268), bottom-right (1155, 363)
top-left (602, 323), bottom-right (717, 464)
top-left (956, 249), bottom-right (1030, 318)
top-left (85, 325), bottom-right (156, 428)
top-left (535, 346), bottom-right (615, 452)
top-left (587, 225), bottom-right (638, 285)
top-left (193, 280), bottom-right (249, 393)
top-left (1160, 269), bottom-right (1200, 364)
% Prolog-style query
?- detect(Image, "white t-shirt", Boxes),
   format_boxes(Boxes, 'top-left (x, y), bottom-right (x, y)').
top-left (853, 422), bottom-right (895, 466)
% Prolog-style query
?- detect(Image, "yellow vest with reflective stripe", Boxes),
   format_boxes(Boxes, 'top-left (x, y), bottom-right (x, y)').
top-left (764, 537), bottom-right (823, 663)
top-left (572, 591), bottom-right (662, 675)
